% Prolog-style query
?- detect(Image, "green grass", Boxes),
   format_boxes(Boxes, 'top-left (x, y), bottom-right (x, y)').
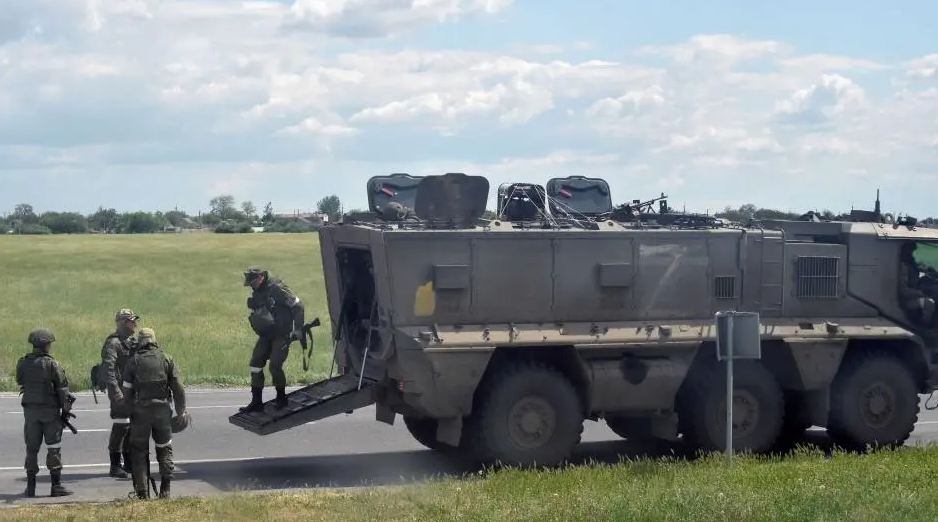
top-left (0, 234), bottom-right (333, 391)
top-left (4, 447), bottom-right (938, 521)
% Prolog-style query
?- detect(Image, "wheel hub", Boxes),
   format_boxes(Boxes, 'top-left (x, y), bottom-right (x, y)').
top-left (860, 381), bottom-right (896, 428)
top-left (508, 396), bottom-right (557, 449)
top-left (720, 390), bottom-right (760, 439)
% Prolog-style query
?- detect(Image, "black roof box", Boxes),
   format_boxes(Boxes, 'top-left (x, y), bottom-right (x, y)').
top-left (545, 176), bottom-right (613, 216)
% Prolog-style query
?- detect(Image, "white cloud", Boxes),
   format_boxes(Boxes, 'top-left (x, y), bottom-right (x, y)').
top-left (906, 54), bottom-right (938, 79)
top-left (288, 0), bottom-right (512, 37)
top-left (587, 85), bottom-right (665, 118)
top-left (639, 34), bottom-right (787, 66)
top-left (775, 74), bottom-right (865, 124)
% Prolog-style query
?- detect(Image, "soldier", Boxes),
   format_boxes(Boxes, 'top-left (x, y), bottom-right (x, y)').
top-left (122, 328), bottom-right (186, 499)
top-left (101, 309), bottom-right (139, 479)
top-left (240, 267), bottom-right (306, 412)
top-left (16, 329), bottom-right (73, 498)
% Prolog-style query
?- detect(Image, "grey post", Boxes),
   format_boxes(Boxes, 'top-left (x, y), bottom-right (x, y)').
top-left (725, 313), bottom-right (734, 457)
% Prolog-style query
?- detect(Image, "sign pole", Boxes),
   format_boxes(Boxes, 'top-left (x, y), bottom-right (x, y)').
top-left (725, 314), bottom-right (734, 458)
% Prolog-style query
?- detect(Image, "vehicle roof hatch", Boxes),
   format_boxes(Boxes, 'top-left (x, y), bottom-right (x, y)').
top-left (414, 173), bottom-right (490, 227)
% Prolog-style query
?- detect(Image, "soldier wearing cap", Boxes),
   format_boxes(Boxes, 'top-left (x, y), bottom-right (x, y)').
top-left (241, 267), bottom-right (306, 412)
top-left (16, 329), bottom-right (73, 498)
top-left (122, 327), bottom-right (186, 499)
top-left (101, 309), bottom-right (139, 479)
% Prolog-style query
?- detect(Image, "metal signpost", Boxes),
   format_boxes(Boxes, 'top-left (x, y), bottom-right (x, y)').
top-left (715, 311), bottom-right (762, 458)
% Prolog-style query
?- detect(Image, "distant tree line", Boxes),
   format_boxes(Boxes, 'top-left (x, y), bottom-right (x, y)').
top-left (1, 195), bottom-right (344, 235)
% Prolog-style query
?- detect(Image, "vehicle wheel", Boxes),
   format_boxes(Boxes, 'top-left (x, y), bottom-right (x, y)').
top-left (828, 354), bottom-right (919, 450)
top-left (403, 416), bottom-right (447, 451)
top-left (465, 362), bottom-right (583, 467)
top-left (679, 360), bottom-right (784, 454)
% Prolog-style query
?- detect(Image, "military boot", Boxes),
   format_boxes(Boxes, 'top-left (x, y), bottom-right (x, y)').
top-left (239, 387), bottom-right (264, 413)
top-left (25, 474), bottom-right (36, 498)
top-left (159, 478), bottom-right (171, 499)
top-left (110, 453), bottom-right (129, 479)
top-left (274, 386), bottom-right (288, 410)
top-left (50, 471), bottom-right (72, 497)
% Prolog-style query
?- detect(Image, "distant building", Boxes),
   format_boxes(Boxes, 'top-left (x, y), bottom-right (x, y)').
top-left (273, 212), bottom-right (328, 227)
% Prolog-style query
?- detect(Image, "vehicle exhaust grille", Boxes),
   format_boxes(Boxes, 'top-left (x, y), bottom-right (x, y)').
top-left (714, 276), bottom-right (736, 299)
top-left (796, 256), bottom-right (839, 299)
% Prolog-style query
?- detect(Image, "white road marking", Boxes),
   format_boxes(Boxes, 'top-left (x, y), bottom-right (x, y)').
top-left (5, 405), bottom-right (245, 415)
top-left (0, 456), bottom-right (267, 472)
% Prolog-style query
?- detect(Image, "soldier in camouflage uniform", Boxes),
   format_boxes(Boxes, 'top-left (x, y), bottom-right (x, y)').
top-left (240, 267), bottom-right (306, 412)
top-left (16, 329), bottom-right (73, 498)
top-left (122, 328), bottom-right (186, 499)
top-left (101, 308), bottom-right (139, 479)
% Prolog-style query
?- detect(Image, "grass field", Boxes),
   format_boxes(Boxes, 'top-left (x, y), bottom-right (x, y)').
top-left (0, 234), bottom-right (333, 391)
top-left (3, 447), bottom-right (938, 521)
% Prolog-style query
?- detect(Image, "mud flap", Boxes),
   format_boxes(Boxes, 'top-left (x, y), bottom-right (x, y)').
top-left (229, 375), bottom-right (377, 436)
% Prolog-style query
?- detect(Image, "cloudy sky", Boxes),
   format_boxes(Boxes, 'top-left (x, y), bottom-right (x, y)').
top-left (1, 1), bottom-right (936, 216)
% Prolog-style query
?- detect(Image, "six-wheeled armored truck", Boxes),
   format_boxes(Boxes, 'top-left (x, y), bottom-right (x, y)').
top-left (231, 173), bottom-right (938, 467)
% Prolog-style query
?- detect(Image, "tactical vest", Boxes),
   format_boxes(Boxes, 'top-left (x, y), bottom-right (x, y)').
top-left (131, 346), bottom-right (171, 403)
top-left (249, 278), bottom-right (293, 336)
top-left (18, 353), bottom-right (59, 407)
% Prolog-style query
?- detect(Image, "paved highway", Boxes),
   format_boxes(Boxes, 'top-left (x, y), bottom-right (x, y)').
top-left (2, 388), bottom-right (938, 506)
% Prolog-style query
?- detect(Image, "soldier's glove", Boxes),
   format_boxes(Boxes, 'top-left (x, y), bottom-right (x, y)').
top-left (291, 329), bottom-right (304, 342)
top-left (247, 297), bottom-right (255, 309)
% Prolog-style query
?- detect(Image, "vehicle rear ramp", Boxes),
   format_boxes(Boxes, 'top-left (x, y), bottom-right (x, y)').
top-left (228, 374), bottom-right (377, 436)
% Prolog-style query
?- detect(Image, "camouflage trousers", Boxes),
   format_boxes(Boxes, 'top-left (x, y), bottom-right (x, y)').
top-left (249, 335), bottom-right (290, 388)
top-left (107, 391), bottom-right (131, 454)
top-left (23, 406), bottom-right (63, 475)
top-left (129, 403), bottom-right (174, 488)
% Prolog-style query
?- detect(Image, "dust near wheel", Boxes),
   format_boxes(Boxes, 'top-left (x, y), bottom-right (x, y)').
top-left (678, 360), bottom-right (784, 454)
top-left (464, 363), bottom-right (583, 467)
top-left (828, 354), bottom-right (919, 450)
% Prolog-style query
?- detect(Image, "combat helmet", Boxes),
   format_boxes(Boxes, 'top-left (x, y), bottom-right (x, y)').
top-left (27, 328), bottom-right (56, 347)
top-left (243, 266), bottom-right (267, 286)
top-left (171, 411), bottom-right (192, 433)
top-left (138, 328), bottom-right (157, 346)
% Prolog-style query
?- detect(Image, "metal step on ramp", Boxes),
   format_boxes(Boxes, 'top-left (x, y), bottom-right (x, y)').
top-left (228, 374), bottom-right (377, 436)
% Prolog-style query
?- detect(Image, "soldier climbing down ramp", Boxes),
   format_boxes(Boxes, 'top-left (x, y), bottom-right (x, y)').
top-left (241, 267), bottom-right (306, 413)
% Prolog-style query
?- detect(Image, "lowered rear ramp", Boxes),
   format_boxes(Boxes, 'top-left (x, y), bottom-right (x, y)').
top-left (228, 374), bottom-right (377, 436)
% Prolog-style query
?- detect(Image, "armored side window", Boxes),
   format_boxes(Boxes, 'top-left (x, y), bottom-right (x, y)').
top-left (795, 256), bottom-right (839, 299)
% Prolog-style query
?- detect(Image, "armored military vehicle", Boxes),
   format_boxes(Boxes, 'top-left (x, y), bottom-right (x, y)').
top-left (231, 174), bottom-right (938, 467)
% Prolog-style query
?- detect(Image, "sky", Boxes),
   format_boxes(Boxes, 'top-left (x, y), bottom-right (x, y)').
top-left (0, 0), bottom-right (937, 217)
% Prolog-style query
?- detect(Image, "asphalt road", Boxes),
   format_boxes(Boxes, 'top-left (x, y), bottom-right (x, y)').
top-left (2, 389), bottom-right (938, 506)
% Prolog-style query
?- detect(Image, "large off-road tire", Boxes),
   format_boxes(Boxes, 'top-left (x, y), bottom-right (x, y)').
top-left (465, 362), bottom-right (583, 467)
top-left (404, 416), bottom-right (448, 451)
top-left (827, 354), bottom-right (919, 451)
top-left (679, 360), bottom-right (784, 454)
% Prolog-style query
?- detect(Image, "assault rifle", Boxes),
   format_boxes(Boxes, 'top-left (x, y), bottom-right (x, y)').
top-left (60, 393), bottom-right (78, 435)
top-left (282, 318), bottom-right (322, 372)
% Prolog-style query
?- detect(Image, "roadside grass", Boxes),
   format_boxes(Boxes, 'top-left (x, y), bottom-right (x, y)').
top-left (3, 446), bottom-right (938, 521)
top-left (0, 234), bottom-right (332, 391)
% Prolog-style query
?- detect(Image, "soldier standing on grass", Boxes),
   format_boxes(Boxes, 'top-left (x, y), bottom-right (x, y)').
top-left (16, 329), bottom-right (73, 498)
top-left (240, 267), bottom-right (306, 413)
top-left (101, 308), bottom-right (139, 479)
top-left (122, 328), bottom-right (187, 499)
